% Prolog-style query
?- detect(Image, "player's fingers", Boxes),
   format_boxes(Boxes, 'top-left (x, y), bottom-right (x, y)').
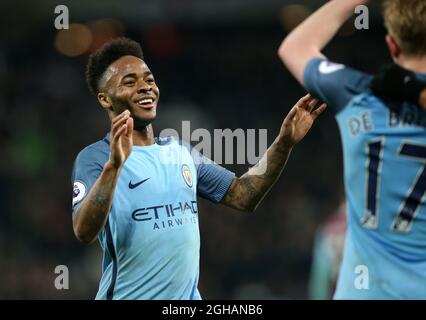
top-left (285, 106), bottom-right (298, 122)
top-left (307, 98), bottom-right (319, 112)
top-left (112, 124), bottom-right (127, 145)
top-left (125, 117), bottom-right (134, 138)
top-left (111, 113), bottom-right (130, 136)
top-left (311, 103), bottom-right (327, 120)
top-left (111, 110), bottom-right (130, 125)
top-left (296, 94), bottom-right (312, 107)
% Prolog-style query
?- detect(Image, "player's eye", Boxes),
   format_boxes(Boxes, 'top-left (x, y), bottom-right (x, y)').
top-left (123, 80), bottom-right (135, 86)
top-left (146, 78), bottom-right (155, 83)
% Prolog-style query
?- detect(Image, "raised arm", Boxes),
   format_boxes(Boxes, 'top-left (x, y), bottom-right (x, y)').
top-left (222, 95), bottom-right (326, 212)
top-left (73, 110), bottom-right (133, 243)
top-left (278, 0), bottom-right (368, 85)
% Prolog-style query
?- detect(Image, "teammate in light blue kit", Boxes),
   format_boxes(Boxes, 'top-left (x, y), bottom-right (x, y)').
top-left (71, 38), bottom-right (325, 299)
top-left (279, 0), bottom-right (426, 299)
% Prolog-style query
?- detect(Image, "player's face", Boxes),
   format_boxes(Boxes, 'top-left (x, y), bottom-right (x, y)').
top-left (100, 55), bottom-right (160, 128)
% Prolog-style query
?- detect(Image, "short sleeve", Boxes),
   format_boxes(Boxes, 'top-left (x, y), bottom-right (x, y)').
top-left (304, 58), bottom-right (373, 113)
top-left (71, 142), bottom-right (109, 216)
top-left (184, 142), bottom-right (235, 203)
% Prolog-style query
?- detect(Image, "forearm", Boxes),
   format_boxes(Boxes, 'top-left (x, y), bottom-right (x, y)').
top-left (222, 94), bottom-right (325, 212)
top-left (279, 0), bottom-right (367, 84)
top-left (223, 136), bottom-right (292, 212)
top-left (285, 0), bottom-right (363, 51)
top-left (73, 161), bottom-right (121, 243)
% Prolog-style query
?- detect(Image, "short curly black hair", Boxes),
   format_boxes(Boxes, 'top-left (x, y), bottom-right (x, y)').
top-left (85, 37), bottom-right (144, 96)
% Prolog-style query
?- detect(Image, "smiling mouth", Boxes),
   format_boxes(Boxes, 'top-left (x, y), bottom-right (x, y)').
top-left (135, 98), bottom-right (156, 109)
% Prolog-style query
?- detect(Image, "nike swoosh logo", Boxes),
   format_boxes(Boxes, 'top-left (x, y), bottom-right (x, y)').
top-left (318, 61), bottom-right (345, 74)
top-left (128, 178), bottom-right (151, 189)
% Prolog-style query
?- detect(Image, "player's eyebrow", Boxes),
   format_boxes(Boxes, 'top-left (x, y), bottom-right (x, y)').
top-left (121, 70), bottom-right (153, 81)
top-left (121, 72), bottom-right (137, 80)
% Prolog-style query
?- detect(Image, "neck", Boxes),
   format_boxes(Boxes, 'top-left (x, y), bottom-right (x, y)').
top-left (133, 124), bottom-right (155, 146)
top-left (397, 54), bottom-right (426, 74)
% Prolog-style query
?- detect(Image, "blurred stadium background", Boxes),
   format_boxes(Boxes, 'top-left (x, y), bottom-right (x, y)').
top-left (0, 0), bottom-right (389, 299)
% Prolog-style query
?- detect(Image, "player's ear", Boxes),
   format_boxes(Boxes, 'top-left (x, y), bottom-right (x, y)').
top-left (386, 34), bottom-right (400, 60)
top-left (97, 92), bottom-right (112, 110)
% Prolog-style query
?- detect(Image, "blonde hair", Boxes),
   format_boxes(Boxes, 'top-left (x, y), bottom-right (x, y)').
top-left (383, 0), bottom-right (426, 56)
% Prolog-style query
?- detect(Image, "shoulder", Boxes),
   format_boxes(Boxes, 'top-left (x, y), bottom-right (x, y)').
top-left (304, 58), bottom-right (373, 112)
top-left (305, 58), bottom-right (373, 91)
top-left (160, 136), bottom-right (195, 155)
top-left (71, 138), bottom-right (110, 197)
top-left (75, 138), bottom-right (109, 166)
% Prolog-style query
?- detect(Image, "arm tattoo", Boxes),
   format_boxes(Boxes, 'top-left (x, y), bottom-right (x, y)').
top-left (90, 186), bottom-right (111, 208)
top-left (73, 163), bottom-right (119, 242)
top-left (223, 139), bottom-right (292, 211)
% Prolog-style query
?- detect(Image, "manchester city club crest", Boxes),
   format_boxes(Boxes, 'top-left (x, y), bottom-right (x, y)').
top-left (181, 164), bottom-right (193, 188)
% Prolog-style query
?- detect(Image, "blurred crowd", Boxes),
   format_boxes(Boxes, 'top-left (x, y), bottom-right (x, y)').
top-left (0, 10), bottom-right (390, 299)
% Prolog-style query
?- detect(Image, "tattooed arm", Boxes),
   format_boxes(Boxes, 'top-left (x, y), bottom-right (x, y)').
top-left (222, 95), bottom-right (326, 212)
top-left (73, 110), bottom-right (134, 243)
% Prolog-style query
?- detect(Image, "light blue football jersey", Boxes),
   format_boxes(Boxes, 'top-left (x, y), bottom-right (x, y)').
top-left (305, 58), bottom-right (426, 299)
top-left (71, 135), bottom-right (235, 300)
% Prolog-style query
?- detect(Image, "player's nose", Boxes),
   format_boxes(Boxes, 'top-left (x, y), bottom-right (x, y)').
top-left (137, 80), bottom-right (152, 93)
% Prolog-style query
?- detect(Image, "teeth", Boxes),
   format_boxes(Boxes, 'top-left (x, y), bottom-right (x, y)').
top-left (138, 98), bottom-right (153, 104)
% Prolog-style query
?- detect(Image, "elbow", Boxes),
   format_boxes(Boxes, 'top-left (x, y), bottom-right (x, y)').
top-left (228, 201), bottom-right (257, 213)
top-left (240, 202), bottom-right (259, 213)
top-left (74, 229), bottom-right (95, 244)
top-left (278, 37), bottom-right (295, 65)
top-left (73, 221), bottom-right (96, 244)
top-left (247, 203), bottom-right (259, 213)
top-left (278, 37), bottom-right (320, 67)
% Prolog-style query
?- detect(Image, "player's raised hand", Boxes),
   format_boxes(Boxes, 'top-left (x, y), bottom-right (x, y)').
top-left (279, 94), bottom-right (326, 148)
top-left (109, 110), bottom-right (134, 169)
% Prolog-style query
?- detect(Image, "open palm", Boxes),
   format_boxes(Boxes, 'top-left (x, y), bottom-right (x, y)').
top-left (110, 110), bottom-right (134, 169)
top-left (280, 94), bottom-right (326, 147)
